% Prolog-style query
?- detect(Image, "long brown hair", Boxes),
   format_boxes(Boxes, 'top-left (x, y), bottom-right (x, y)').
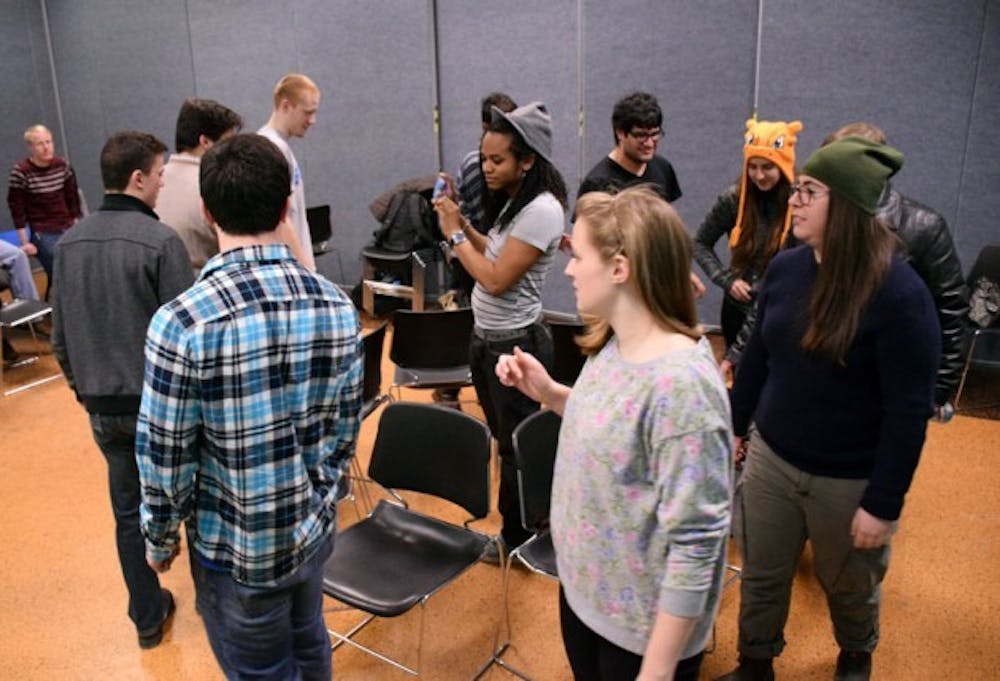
top-left (801, 191), bottom-right (897, 363)
top-left (730, 176), bottom-right (791, 276)
top-left (573, 186), bottom-right (701, 355)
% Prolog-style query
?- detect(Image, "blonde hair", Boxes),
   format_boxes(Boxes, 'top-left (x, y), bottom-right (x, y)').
top-left (272, 73), bottom-right (319, 108)
top-left (23, 124), bottom-right (51, 143)
top-left (573, 185), bottom-right (701, 355)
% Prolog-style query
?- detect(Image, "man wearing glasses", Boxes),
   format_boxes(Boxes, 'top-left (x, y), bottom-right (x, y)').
top-left (578, 92), bottom-right (705, 297)
top-left (577, 91), bottom-right (682, 203)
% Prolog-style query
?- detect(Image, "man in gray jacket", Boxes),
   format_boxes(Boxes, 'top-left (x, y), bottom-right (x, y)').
top-left (51, 130), bottom-right (193, 649)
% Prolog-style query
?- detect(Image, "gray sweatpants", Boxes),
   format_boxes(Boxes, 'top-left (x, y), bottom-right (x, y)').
top-left (734, 432), bottom-right (892, 659)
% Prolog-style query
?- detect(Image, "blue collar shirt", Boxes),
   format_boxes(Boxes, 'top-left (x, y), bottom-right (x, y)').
top-left (137, 244), bottom-right (363, 586)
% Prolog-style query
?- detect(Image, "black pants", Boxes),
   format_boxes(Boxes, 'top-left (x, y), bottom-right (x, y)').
top-left (469, 321), bottom-right (552, 548)
top-left (560, 588), bottom-right (703, 681)
top-left (721, 295), bottom-right (751, 348)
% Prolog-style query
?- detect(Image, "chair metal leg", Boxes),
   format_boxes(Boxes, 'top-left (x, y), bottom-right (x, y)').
top-left (954, 331), bottom-right (979, 410)
top-left (2, 311), bottom-right (61, 396)
top-left (347, 456), bottom-right (374, 519)
top-left (327, 605), bottom-right (422, 676)
top-left (471, 537), bottom-right (534, 680)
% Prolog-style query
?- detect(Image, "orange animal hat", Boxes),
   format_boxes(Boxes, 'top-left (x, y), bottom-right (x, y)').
top-left (729, 118), bottom-right (803, 248)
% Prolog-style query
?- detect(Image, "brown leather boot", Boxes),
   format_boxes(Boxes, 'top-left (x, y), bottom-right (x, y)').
top-left (714, 656), bottom-right (775, 681)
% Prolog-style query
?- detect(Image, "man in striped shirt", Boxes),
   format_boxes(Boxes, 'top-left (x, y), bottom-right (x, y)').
top-left (6, 124), bottom-right (82, 294)
top-left (137, 133), bottom-right (363, 679)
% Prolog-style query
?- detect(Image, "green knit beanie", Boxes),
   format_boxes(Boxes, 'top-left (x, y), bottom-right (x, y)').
top-left (801, 136), bottom-right (904, 214)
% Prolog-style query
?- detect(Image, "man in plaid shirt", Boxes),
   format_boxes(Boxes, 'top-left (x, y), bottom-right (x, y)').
top-left (137, 133), bottom-right (362, 679)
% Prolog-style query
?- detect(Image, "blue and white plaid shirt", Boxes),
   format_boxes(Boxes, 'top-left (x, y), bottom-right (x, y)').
top-left (137, 244), bottom-right (363, 587)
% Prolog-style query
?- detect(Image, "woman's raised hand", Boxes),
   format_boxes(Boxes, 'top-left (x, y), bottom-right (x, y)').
top-left (496, 346), bottom-right (552, 403)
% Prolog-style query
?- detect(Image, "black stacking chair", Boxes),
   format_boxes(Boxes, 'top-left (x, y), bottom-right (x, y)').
top-left (389, 307), bottom-right (474, 405)
top-left (323, 402), bottom-right (497, 676)
top-left (306, 204), bottom-right (345, 282)
top-left (361, 322), bottom-right (391, 420)
top-left (475, 408), bottom-right (561, 680)
top-left (955, 244), bottom-right (1000, 411)
top-left (543, 310), bottom-right (586, 386)
top-left (344, 322), bottom-right (391, 517)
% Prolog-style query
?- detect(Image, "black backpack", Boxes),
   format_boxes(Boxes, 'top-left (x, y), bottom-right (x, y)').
top-left (370, 190), bottom-right (440, 253)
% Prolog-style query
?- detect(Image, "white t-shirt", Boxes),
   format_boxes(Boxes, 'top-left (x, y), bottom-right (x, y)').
top-left (257, 125), bottom-right (314, 268)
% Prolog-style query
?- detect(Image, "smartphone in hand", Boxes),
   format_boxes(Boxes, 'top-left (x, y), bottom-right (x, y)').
top-left (432, 175), bottom-right (450, 200)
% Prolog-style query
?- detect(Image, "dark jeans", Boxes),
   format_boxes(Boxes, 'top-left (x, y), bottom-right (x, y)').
top-left (192, 536), bottom-right (334, 680)
top-left (469, 321), bottom-right (552, 548)
top-left (559, 588), bottom-right (703, 681)
top-left (88, 412), bottom-right (165, 634)
top-left (31, 229), bottom-right (67, 297)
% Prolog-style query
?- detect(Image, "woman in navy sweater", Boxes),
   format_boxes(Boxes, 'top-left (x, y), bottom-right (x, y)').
top-left (717, 138), bottom-right (940, 681)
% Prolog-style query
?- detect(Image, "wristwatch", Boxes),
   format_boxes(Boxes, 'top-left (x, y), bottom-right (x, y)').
top-left (448, 231), bottom-right (468, 248)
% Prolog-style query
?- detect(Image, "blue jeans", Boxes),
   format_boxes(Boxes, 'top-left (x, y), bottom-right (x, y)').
top-left (192, 535), bottom-right (334, 680)
top-left (88, 412), bottom-right (165, 633)
top-left (0, 239), bottom-right (40, 300)
top-left (31, 229), bottom-right (68, 294)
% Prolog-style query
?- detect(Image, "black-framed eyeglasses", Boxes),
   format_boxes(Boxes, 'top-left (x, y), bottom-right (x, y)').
top-left (627, 128), bottom-right (663, 143)
top-left (790, 182), bottom-right (828, 205)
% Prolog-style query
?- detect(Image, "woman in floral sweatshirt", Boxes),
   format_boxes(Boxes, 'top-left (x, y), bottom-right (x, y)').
top-left (497, 186), bottom-right (733, 681)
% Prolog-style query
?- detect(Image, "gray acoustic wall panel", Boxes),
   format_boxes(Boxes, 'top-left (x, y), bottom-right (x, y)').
top-left (46, 1), bottom-right (195, 206)
top-left (956, 0), bottom-right (1000, 269)
top-left (760, 0), bottom-right (989, 273)
top-left (188, 0), bottom-right (438, 284)
top-left (8, 1), bottom-right (999, 298)
top-left (437, 0), bottom-right (580, 312)
top-left (0, 0), bottom-right (60, 229)
top-left (582, 0), bottom-right (758, 322)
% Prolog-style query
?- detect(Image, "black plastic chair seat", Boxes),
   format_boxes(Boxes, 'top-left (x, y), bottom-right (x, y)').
top-left (512, 531), bottom-right (557, 578)
top-left (324, 500), bottom-right (489, 618)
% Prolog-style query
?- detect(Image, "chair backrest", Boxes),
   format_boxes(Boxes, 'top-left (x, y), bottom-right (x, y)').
top-left (361, 322), bottom-right (388, 412)
top-left (543, 310), bottom-right (586, 386)
top-left (967, 244), bottom-right (1000, 330)
top-left (306, 205), bottom-right (333, 244)
top-left (511, 409), bottom-right (562, 531)
top-left (368, 402), bottom-right (491, 518)
top-left (389, 308), bottom-right (473, 370)
top-left (967, 244), bottom-right (1000, 285)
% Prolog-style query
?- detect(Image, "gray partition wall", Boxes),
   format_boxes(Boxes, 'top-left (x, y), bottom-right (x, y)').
top-left (2, 0), bottom-right (997, 321)
top-left (437, 0), bottom-right (580, 310)
top-left (0, 0), bottom-right (61, 194)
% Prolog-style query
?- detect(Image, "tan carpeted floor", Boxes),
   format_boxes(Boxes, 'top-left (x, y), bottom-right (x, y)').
top-left (0, 320), bottom-right (997, 680)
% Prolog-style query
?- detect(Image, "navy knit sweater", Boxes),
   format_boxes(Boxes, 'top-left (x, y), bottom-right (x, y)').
top-left (731, 245), bottom-right (940, 520)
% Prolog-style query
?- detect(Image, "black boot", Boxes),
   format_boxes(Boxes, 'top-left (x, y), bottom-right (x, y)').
top-left (2, 337), bottom-right (20, 364)
top-left (834, 650), bottom-right (871, 681)
top-left (714, 656), bottom-right (775, 681)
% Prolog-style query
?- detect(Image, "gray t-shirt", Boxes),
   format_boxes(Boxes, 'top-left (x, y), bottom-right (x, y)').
top-left (471, 192), bottom-right (564, 329)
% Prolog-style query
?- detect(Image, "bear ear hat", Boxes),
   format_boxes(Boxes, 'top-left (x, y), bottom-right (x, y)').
top-left (730, 118), bottom-right (804, 249)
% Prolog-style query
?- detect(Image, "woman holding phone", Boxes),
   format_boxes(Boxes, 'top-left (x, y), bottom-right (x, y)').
top-left (434, 101), bottom-right (567, 559)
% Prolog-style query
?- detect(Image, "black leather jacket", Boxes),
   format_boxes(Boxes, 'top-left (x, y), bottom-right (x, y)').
top-left (726, 184), bottom-right (968, 406)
